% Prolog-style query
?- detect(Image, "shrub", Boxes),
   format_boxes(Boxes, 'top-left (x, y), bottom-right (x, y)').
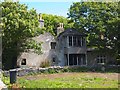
top-left (40, 60), bottom-right (51, 68)
top-left (48, 68), bottom-right (56, 74)
top-left (2, 74), bottom-right (11, 87)
top-left (62, 67), bottom-right (70, 72)
top-left (67, 66), bottom-right (89, 72)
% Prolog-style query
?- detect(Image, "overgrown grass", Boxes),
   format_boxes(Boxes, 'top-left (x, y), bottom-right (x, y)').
top-left (40, 60), bottom-right (51, 68)
top-left (2, 66), bottom-right (119, 89)
top-left (17, 73), bottom-right (118, 88)
top-left (2, 75), bottom-right (11, 87)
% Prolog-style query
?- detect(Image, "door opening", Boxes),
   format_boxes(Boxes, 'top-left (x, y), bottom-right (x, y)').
top-left (68, 54), bottom-right (86, 66)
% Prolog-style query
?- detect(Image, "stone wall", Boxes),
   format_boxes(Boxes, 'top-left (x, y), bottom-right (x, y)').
top-left (87, 51), bottom-right (116, 67)
top-left (3, 65), bottom-right (119, 77)
top-left (17, 32), bottom-right (56, 67)
top-left (3, 66), bottom-right (64, 77)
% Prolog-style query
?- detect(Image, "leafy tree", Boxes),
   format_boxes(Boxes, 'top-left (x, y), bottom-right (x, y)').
top-left (106, 1), bottom-right (120, 62)
top-left (68, 2), bottom-right (119, 59)
top-left (42, 13), bottom-right (73, 36)
top-left (1, 1), bottom-right (43, 69)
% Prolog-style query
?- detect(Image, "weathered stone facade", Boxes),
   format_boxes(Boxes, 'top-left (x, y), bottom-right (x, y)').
top-left (87, 49), bottom-right (116, 68)
top-left (17, 32), bottom-right (55, 67)
top-left (17, 15), bottom-right (116, 68)
top-left (56, 28), bottom-right (87, 66)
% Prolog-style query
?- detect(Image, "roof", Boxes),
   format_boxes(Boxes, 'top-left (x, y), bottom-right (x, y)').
top-left (87, 48), bottom-right (96, 52)
top-left (57, 28), bottom-right (87, 39)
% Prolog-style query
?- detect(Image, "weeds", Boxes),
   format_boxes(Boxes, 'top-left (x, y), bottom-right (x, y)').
top-left (40, 60), bottom-right (51, 68)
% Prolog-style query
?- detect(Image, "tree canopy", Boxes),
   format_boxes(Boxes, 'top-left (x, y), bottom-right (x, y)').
top-left (1, 1), bottom-right (43, 69)
top-left (42, 13), bottom-right (73, 36)
top-left (1, 1), bottom-right (73, 69)
top-left (1, 1), bottom-right (119, 69)
top-left (68, 2), bottom-right (119, 59)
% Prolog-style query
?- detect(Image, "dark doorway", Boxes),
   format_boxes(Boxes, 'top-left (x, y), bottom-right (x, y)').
top-left (51, 42), bottom-right (56, 49)
top-left (69, 54), bottom-right (86, 66)
top-left (21, 59), bottom-right (26, 65)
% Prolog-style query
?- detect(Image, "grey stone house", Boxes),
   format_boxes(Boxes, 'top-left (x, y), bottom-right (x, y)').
top-left (17, 15), bottom-right (116, 68)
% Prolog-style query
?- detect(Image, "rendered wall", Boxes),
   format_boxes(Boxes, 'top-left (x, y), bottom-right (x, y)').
top-left (17, 33), bottom-right (56, 67)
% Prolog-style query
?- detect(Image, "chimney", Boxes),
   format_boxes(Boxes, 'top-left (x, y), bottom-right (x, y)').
top-left (38, 13), bottom-right (44, 28)
top-left (100, 32), bottom-right (104, 40)
top-left (57, 23), bottom-right (64, 36)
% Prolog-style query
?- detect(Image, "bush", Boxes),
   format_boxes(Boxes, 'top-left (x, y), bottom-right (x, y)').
top-left (2, 75), bottom-right (11, 87)
top-left (62, 67), bottom-right (70, 72)
top-left (67, 66), bottom-right (89, 72)
top-left (40, 60), bottom-right (51, 68)
top-left (48, 68), bottom-right (56, 74)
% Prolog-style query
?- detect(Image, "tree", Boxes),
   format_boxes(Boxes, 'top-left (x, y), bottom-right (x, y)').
top-left (1, 1), bottom-right (43, 69)
top-left (68, 2), bottom-right (119, 59)
top-left (42, 14), bottom-right (73, 36)
top-left (106, 1), bottom-right (120, 62)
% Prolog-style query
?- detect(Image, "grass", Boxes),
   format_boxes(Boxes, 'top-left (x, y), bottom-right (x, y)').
top-left (2, 74), bottom-right (10, 86)
top-left (2, 66), bottom-right (119, 89)
top-left (17, 72), bottom-right (118, 88)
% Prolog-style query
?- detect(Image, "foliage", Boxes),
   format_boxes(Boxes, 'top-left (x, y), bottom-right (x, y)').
top-left (42, 13), bottom-right (73, 36)
top-left (22, 39), bottom-right (43, 54)
top-left (68, 2), bottom-right (119, 58)
top-left (1, 1), bottom-right (43, 69)
top-left (48, 68), bottom-right (58, 74)
top-left (2, 75), bottom-right (11, 87)
top-left (106, 2), bottom-right (120, 60)
top-left (40, 60), bottom-right (51, 68)
top-left (66, 66), bottom-right (89, 72)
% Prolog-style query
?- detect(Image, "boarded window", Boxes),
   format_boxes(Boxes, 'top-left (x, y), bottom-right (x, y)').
top-left (21, 59), bottom-right (26, 65)
top-left (51, 42), bottom-right (56, 49)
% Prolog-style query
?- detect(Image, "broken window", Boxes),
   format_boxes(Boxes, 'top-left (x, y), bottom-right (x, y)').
top-left (21, 59), bottom-right (26, 65)
top-left (51, 42), bottom-right (56, 49)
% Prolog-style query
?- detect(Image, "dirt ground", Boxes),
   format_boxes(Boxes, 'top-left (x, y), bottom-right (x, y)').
top-left (19, 72), bottom-right (119, 81)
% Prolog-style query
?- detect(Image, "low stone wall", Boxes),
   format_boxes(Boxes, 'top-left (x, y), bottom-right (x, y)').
top-left (3, 65), bottom-right (119, 77)
top-left (3, 66), bottom-right (64, 77)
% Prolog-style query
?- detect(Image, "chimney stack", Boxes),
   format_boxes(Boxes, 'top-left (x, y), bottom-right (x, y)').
top-left (38, 13), bottom-right (44, 28)
top-left (100, 32), bottom-right (104, 40)
top-left (57, 23), bottom-right (64, 36)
